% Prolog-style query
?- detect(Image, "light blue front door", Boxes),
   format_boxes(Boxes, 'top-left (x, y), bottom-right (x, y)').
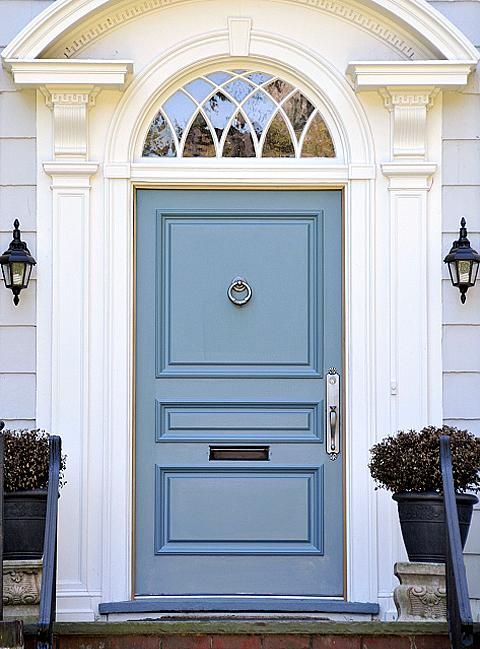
top-left (135, 190), bottom-right (343, 598)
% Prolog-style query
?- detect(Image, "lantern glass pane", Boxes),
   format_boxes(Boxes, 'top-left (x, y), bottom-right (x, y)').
top-left (1, 263), bottom-right (11, 287)
top-left (472, 261), bottom-right (479, 284)
top-left (458, 260), bottom-right (472, 285)
top-left (24, 264), bottom-right (33, 286)
top-left (11, 262), bottom-right (26, 287)
top-left (448, 261), bottom-right (459, 285)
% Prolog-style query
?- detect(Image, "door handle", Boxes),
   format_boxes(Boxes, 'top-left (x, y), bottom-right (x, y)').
top-left (326, 368), bottom-right (340, 460)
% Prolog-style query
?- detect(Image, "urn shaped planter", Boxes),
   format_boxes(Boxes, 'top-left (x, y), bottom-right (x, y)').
top-left (4, 489), bottom-right (47, 560)
top-left (393, 491), bottom-right (478, 563)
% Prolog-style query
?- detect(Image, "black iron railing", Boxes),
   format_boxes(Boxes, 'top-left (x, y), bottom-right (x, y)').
top-left (440, 434), bottom-right (479, 649)
top-left (37, 435), bottom-right (61, 649)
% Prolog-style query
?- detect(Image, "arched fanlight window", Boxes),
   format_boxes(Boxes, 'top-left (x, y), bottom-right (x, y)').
top-left (143, 70), bottom-right (336, 159)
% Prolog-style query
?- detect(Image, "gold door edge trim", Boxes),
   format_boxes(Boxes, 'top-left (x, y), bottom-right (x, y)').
top-left (131, 184), bottom-right (347, 602)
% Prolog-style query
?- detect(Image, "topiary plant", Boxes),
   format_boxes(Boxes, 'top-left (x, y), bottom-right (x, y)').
top-left (2, 428), bottom-right (66, 492)
top-left (369, 425), bottom-right (480, 494)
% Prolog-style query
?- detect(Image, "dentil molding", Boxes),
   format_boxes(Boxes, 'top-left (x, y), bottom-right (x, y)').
top-left (3, 0), bottom-right (479, 61)
top-left (50, 0), bottom-right (420, 60)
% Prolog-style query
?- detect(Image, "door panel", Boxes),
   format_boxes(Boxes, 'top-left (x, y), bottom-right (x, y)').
top-left (157, 214), bottom-right (322, 376)
top-left (154, 466), bottom-right (323, 553)
top-left (135, 190), bottom-right (342, 598)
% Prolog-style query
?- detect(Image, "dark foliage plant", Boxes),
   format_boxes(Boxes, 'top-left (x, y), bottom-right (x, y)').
top-left (3, 429), bottom-right (66, 493)
top-left (369, 425), bottom-right (480, 494)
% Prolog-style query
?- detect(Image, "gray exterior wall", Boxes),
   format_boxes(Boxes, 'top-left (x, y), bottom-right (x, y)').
top-left (430, 0), bottom-right (480, 611)
top-left (0, 1), bottom-right (52, 429)
top-left (0, 0), bottom-right (480, 615)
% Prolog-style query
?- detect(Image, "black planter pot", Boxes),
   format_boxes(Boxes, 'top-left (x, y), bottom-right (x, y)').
top-left (393, 491), bottom-right (478, 563)
top-left (4, 489), bottom-right (47, 560)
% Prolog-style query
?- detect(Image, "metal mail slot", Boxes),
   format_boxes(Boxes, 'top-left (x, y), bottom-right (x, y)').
top-left (209, 446), bottom-right (270, 461)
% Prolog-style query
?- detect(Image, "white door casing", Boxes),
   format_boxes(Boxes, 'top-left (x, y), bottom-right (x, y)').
top-left (2, 0), bottom-right (478, 620)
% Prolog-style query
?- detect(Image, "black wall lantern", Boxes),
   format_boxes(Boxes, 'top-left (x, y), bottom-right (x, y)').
top-left (0, 220), bottom-right (36, 306)
top-left (444, 218), bottom-right (480, 304)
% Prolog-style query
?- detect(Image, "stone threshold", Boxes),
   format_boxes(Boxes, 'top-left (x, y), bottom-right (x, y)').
top-left (24, 620), bottom-right (449, 635)
top-left (98, 599), bottom-right (379, 616)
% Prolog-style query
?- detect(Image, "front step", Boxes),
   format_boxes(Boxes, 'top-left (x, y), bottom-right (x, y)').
top-left (23, 620), bottom-right (450, 649)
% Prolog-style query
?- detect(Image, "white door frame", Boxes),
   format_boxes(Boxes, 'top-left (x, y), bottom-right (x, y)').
top-left (99, 38), bottom-right (379, 610)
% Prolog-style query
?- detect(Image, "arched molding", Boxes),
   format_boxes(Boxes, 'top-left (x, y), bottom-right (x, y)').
top-left (45, 0), bottom-right (426, 61)
top-left (104, 32), bottom-right (375, 167)
top-left (2, 0), bottom-right (479, 62)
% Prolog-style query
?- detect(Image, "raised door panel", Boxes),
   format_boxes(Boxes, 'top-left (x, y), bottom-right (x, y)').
top-left (156, 213), bottom-right (323, 376)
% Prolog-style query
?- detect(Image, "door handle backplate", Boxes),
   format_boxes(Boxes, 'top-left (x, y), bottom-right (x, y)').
top-left (326, 368), bottom-right (340, 460)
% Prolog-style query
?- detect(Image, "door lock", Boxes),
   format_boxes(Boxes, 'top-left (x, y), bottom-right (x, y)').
top-left (326, 368), bottom-right (340, 460)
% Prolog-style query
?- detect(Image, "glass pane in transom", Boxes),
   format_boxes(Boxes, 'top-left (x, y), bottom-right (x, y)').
top-left (142, 70), bottom-right (336, 159)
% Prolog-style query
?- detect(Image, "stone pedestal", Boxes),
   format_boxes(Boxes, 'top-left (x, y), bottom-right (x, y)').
top-left (394, 561), bottom-right (446, 621)
top-left (3, 559), bottom-right (42, 622)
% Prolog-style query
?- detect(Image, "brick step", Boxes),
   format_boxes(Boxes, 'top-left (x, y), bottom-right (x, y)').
top-left (24, 621), bottom-right (450, 649)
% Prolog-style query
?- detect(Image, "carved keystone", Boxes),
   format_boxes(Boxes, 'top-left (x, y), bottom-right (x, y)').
top-left (394, 561), bottom-right (446, 621)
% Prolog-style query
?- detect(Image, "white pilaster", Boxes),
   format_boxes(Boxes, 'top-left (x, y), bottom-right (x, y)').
top-left (41, 83), bottom-right (101, 619)
top-left (382, 162), bottom-right (438, 430)
top-left (31, 65), bottom-right (131, 619)
top-left (379, 83), bottom-right (443, 429)
top-left (43, 161), bottom-right (99, 619)
top-left (373, 83), bottom-right (443, 616)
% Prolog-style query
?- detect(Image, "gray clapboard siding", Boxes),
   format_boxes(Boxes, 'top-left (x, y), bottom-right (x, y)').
top-left (0, 326), bottom-right (35, 372)
top-left (443, 140), bottom-right (480, 186)
top-left (435, 0), bottom-right (480, 609)
top-left (0, 1), bottom-right (53, 48)
top-left (0, 90), bottom-right (36, 137)
top-left (443, 326), bottom-right (480, 372)
top-left (443, 187), bottom-right (480, 231)
top-left (429, 2), bottom-right (480, 47)
top-left (441, 82), bottom-right (480, 424)
top-left (0, 0), bottom-right (50, 428)
top-left (0, 373), bottom-right (35, 418)
top-left (0, 139), bottom-right (36, 185)
top-left (443, 92), bottom-right (480, 140)
top-left (444, 420), bottom-right (480, 435)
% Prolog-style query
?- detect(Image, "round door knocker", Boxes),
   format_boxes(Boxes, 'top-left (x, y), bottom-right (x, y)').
top-left (227, 277), bottom-right (252, 306)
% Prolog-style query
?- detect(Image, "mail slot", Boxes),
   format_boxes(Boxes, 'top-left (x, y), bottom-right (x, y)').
top-left (209, 446), bottom-right (270, 461)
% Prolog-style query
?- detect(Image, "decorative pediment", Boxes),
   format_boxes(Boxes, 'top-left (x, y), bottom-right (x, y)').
top-left (1, 0), bottom-right (478, 63)
top-left (52, 0), bottom-right (421, 60)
